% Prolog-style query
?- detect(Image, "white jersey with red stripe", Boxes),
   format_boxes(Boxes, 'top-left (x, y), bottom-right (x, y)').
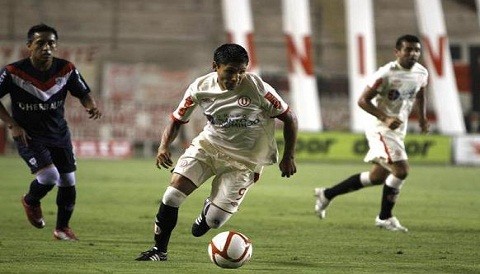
top-left (365, 61), bottom-right (428, 137)
top-left (172, 72), bottom-right (289, 167)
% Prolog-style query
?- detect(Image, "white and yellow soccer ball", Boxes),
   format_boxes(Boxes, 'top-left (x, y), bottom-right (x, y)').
top-left (208, 230), bottom-right (253, 269)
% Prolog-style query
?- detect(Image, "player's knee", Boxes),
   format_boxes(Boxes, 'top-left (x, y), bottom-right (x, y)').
top-left (58, 172), bottom-right (76, 187)
top-left (393, 170), bottom-right (408, 180)
top-left (36, 166), bottom-right (60, 186)
top-left (162, 186), bottom-right (187, 207)
top-left (205, 206), bottom-right (232, 229)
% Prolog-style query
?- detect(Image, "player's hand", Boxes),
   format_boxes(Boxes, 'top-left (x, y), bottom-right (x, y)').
top-left (86, 107), bottom-right (102, 120)
top-left (156, 147), bottom-right (173, 170)
top-left (383, 116), bottom-right (403, 130)
top-left (10, 124), bottom-right (30, 146)
top-left (419, 119), bottom-right (429, 134)
top-left (279, 156), bottom-right (296, 178)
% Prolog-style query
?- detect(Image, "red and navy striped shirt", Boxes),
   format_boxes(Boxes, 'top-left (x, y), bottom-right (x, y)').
top-left (0, 58), bottom-right (91, 146)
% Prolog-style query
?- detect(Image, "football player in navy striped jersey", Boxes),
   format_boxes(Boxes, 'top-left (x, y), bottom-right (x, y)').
top-left (0, 24), bottom-right (102, 240)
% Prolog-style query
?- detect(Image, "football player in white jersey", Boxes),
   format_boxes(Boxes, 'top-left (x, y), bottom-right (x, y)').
top-left (314, 34), bottom-right (429, 232)
top-left (136, 44), bottom-right (298, 261)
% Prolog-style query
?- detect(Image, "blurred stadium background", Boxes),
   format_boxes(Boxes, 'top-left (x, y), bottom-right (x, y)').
top-left (1, 0), bottom-right (479, 165)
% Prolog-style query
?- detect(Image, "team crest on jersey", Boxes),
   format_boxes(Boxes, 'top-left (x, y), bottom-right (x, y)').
top-left (28, 157), bottom-right (38, 167)
top-left (237, 96), bottom-right (251, 107)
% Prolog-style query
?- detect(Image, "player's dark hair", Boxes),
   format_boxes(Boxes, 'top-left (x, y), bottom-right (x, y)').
top-left (27, 24), bottom-right (58, 42)
top-left (395, 34), bottom-right (420, 50)
top-left (213, 44), bottom-right (249, 65)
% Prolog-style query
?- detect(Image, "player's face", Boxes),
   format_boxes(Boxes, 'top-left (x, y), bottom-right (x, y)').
top-left (213, 62), bottom-right (247, 91)
top-left (395, 41), bottom-right (421, 69)
top-left (27, 32), bottom-right (57, 63)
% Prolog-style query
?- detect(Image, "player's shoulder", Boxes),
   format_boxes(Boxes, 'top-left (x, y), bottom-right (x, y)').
top-left (4, 58), bottom-right (30, 72)
top-left (245, 72), bottom-right (262, 81)
top-left (53, 57), bottom-right (76, 70)
top-left (245, 72), bottom-right (266, 84)
top-left (241, 72), bottom-right (270, 91)
top-left (372, 61), bottom-right (397, 78)
top-left (379, 61), bottom-right (398, 72)
top-left (412, 62), bottom-right (428, 75)
top-left (191, 72), bottom-right (217, 91)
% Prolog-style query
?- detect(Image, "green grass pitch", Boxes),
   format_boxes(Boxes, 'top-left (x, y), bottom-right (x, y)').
top-left (0, 156), bottom-right (478, 273)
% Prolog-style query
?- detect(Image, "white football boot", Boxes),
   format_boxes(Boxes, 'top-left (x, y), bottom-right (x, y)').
top-left (375, 216), bottom-right (408, 232)
top-left (314, 188), bottom-right (330, 219)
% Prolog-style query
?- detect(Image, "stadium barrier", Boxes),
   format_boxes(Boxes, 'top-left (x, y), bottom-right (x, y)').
top-left (72, 140), bottom-right (132, 159)
top-left (453, 135), bottom-right (480, 165)
top-left (275, 131), bottom-right (452, 164)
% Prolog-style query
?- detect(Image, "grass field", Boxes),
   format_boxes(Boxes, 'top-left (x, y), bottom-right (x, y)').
top-left (0, 156), bottom-right (478, 273)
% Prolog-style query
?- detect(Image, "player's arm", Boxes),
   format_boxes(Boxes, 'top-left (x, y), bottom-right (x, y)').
top-left (358, 86), bottom-right (402, 130)
top-left (276, 109), bottom-right (298, 178)
top-left (156, 118), bottom-right (183, 169)
top-left (79, 93), bottom-right (102, 119)
top-left (0, 101), bottom-right (30, 145)
top-left (415, 86), bottom-right (429, 133)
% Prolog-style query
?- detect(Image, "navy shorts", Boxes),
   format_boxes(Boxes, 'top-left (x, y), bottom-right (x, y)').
top-left (14, 139), bottom-right (76, 174)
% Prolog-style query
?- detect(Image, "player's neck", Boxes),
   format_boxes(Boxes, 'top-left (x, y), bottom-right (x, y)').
top-left (29, 57), bottom-right (53, 71)
top-left (396, 60), bottom-right (414, 70)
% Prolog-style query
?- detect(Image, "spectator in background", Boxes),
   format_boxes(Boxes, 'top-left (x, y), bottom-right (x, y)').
top-left (135, 43), bottom-right (297, 261)
top-left (0, 23), bottom-right (102, 240)
top-left (314, 34), bottom-right (429, 232)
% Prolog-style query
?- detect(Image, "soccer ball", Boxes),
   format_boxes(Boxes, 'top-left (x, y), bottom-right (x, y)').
top-left (208, 230), bottom-right (253, 269)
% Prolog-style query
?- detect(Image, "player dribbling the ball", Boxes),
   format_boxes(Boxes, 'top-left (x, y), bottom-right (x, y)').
top-left (135, 43), bottom-right (298, 261)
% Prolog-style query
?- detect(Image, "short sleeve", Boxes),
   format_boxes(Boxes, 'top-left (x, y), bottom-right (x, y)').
top-left (171, 83), bottom-right (197, 123)
top-left (422, 70), bottom-right (429, 88)
top-left (66, 64), bottom-right (91, 98)
top-left (366, 66), bottom-right (388, 92)
top-left (0, 67), bottom-right (12, 98)
top-left (255, 77), bottom-right (288, 117)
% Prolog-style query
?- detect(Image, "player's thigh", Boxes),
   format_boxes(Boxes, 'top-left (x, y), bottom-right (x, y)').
top-left (210, 166), bottom-right (255, 213)
top-left (14, 139), bottom-right (53, 174)
top-left (173, 145), bottom-right (215, 188)
top-left (170, 173), bottom-right (198, 196)
top-left (390, 160), bottom-right (409, 179)
top-left (369, 163), bottom-right (390, 184)
top-left (48, 144), bottom-right (76, 173)
top-left (364, 131), bottom-right (407, 163)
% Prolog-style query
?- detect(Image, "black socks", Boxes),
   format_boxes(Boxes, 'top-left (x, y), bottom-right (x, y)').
top-left (379, 185), bottom-right (400, 220)
top-left (154, 203), bottom-right (179, 253)
top-left (56, 186), bottom-right (76, 229)
top-left (324, 173), bottom-right (364, 200)
top-left (24, 179), bottom-right (54, 205)
top-left (191, 201), bottom-right (211, 237)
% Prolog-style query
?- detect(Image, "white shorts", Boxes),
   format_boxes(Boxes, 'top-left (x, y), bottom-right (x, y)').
top-left (364, 131), bottom-right (408, 164)
top-left (173, 138), bottom-right (255, 213)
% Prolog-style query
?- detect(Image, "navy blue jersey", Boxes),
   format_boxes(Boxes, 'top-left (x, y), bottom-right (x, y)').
top-left (0, 58), bottom-right (91, 147)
